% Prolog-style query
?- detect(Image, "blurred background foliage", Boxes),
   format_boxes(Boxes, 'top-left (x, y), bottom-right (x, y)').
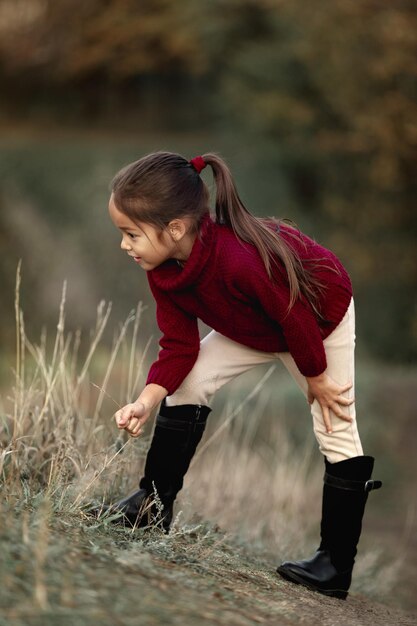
top-left (0, 0), bottom-right (416, 364)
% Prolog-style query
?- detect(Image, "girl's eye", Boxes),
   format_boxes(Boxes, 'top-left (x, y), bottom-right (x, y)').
top-left (127, 232), bottom-right (137, 239)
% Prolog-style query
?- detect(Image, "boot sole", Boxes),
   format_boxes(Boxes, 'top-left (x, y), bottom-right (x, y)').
top-left (276, 566), bottom-right (348, 600)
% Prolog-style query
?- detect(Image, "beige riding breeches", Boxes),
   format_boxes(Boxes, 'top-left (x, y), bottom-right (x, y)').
top-left (165, 297), bottom-right (363, 463)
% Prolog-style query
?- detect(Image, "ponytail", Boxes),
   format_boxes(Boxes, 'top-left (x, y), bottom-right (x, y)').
top-left (202, 152), bottom-right (334, 319)
top-left (111, 149), bottom-right (338, 320)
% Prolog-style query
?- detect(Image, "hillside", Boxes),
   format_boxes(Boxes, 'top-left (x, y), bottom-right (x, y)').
top-left (0, 510), bottom-right (415, 626)
top-left (1, 277), bottom-right (416, 626)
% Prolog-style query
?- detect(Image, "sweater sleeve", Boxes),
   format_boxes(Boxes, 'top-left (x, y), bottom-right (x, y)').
top-left (146, 276), bottom-right (200, 395)
top-left (236, 260), bottom-right (327, 377)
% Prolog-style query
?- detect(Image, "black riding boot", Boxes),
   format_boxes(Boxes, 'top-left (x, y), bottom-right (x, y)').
top-left (103, 401), bottom-right (211, 532)
top-left (277, 455), bottom-right (382, 599)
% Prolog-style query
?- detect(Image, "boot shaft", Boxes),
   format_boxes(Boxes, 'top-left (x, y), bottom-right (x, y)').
top-left (320, 455), bottom-right (381, 570)
top-left (140, 402), bottom-right (211, 506)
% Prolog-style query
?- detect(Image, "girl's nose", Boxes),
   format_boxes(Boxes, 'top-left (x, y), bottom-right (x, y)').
top-left (120, 236), bottom-right (131, 251)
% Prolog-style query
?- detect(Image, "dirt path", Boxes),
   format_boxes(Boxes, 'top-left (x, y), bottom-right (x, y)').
top-left (1, 517), bottom-right (415, 626)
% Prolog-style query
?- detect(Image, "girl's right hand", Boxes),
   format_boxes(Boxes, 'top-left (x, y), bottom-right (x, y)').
top-left (114, 401), bottom-right (150, 438)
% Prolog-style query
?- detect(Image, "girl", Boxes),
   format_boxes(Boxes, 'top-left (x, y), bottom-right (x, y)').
top-left (105, 151), bottom-right (381, 600)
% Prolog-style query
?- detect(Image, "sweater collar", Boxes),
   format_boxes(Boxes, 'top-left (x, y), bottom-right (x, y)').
top-left (148, 213), bottom-right (215, 291)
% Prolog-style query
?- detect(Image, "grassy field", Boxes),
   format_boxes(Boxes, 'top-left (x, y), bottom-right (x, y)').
top-left (1, 268), bottom-right (417, 625)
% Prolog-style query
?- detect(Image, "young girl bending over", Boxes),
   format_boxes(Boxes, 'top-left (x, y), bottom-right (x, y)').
top-left (105, 151), bottom-right (381, 600)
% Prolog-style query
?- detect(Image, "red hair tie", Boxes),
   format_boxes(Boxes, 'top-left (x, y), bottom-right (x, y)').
top-left (190, 155), bottom-right (206, 174)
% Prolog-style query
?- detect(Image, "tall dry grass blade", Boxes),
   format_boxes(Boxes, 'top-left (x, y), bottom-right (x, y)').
top-left (191, 364), bottom-right (276, 465)
top-left (70, 328), bottom-right (81, 382)
top-left (76, 301), bottom-right (112, 389)
top-left (23, 287), bottom-right (63, 428)
top-left (32, 338), bottom-right (72, 431)
top-left (70, 438), bottom-right (131, 509)
top-left (126, 302), bottom-right (145, 401)
top-left (19, 309), bottom-right (25, 412)
top-left (13, 260), bottom-right (22, 429)
top-left (89, 310), bottom-right (135, 435)
top-left (58, 343), bottom-right (71, 413)
top-left (90, 383), bottom-right (121, 410)
top-left (50, 280), bottom-right (67, 375)
top-left (237, 390), bottom-right (266, 449)
top-left (132, 334), bottom-right (154, 397)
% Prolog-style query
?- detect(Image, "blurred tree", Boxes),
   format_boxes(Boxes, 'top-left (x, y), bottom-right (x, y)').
top-left (207, 0), bottom-right (417, 361)
top-left (0, 0), bottom-right (213, 125)
top-left (0, 0), bottom-right (416, 360)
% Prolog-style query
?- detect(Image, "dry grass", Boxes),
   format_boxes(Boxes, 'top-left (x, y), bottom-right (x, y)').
top-left (0, 265), bottom-right (411, 623)
top-left (1, 264), bottom-right (321, 542)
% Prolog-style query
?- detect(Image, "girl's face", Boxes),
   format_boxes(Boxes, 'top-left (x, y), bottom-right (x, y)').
top-left (108, 194), bottom-right (177, 271)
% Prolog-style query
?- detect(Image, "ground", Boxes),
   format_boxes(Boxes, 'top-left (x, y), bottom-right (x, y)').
top-left (0, 511), bottom-right (415, 626)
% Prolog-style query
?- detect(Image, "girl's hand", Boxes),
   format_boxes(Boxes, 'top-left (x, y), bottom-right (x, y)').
top-left (114, 401), bottom-right (151, 438)
top-left (113, 384), bottom-right (168, 438)
top-left (306, 373), bottom-right (354, 434)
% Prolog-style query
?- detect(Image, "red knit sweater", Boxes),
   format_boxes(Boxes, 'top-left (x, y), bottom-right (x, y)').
top-left (146, 214), bottom-right (353, 394)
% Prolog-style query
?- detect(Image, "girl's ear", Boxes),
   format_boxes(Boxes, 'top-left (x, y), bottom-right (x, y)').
top-left (167, 218), bottom-right (190, 242)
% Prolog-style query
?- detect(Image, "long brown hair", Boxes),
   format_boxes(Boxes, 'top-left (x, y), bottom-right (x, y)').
top-left (111, 151), bottom-right (338, 319)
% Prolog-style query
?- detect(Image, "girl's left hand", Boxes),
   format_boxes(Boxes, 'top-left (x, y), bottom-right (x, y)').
top-left (306, 372), bottom-right (354, 434)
